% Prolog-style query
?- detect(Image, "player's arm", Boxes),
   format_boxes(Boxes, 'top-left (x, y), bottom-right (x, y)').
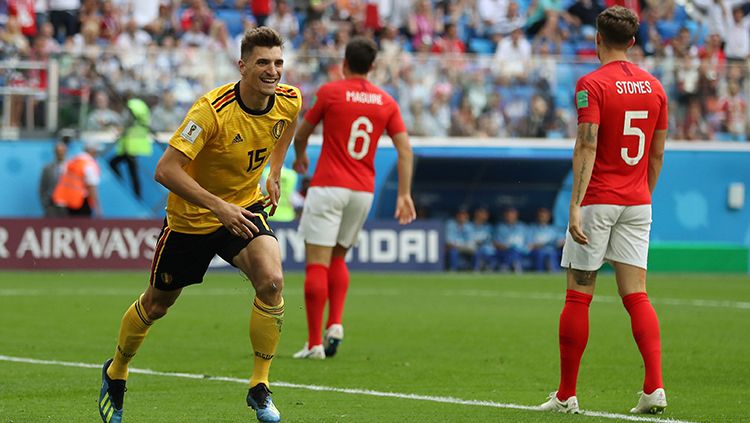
top-left (568, 122), bottom-right (599, 245)
top-left (265, 118), bottom-right (298, 216)
top-left (155, 146), bottom-right (259, 239)
top-left (648, 129), bottom-right (667, 194)
top-left (292, 118), bottom-right (315, 174)
top-left (391, 131), bottom-right (416, 225)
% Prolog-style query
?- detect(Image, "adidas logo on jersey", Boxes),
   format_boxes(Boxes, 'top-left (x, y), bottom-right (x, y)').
top-left (232, 133), bottom-right (244, 144)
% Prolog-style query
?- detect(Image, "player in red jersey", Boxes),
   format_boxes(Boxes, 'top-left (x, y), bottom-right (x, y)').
top-left (539, 6), bottom-right (669, 415)
top-left (292, 36), bottom-right (416, 359)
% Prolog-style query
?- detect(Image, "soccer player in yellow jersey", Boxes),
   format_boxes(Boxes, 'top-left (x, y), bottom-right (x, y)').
top-left (98, 27), bottom-right (299, 423)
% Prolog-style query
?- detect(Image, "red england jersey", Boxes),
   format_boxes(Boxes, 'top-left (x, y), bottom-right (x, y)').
top-left (304, 78), bottom-right (406, 192)
top-left (575, 60), bottom-right (668, 206)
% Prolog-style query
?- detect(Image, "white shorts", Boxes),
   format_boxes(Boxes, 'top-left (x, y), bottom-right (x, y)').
top-left (298, 186), bottom-right (374, 248)
top-left (561, 204), bottom-right (652, 271)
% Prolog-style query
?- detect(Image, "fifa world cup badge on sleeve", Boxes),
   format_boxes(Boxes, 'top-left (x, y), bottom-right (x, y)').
top-left (576, 90), bottom-right (588, 109)
top-left (180, 120), bottom-right (203, 144)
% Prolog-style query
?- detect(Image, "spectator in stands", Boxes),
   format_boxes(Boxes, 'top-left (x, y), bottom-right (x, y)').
top-left (427, 102), bottom-right (452, 137)
top-left (527, 207), bottom-right (564, 272)
top-left (66, 19), bottom-right (102, 58)
top-left (99, 0), bottom-right (123, 43)
top-left (565, 0), bottom-right (603, 40)
top-left (441, 0), bottom-right (474, 42)
top-left (180, 0), bottom-right (214, 34)
top-left (526, 0), bottom-right (563, 39)
top-left (115, 19), bottom-right (152, 49)
top-left (35, 22), bottom-right (62, 55)
top-left (180, 15), bottom-right (210, 47)
top-left (1, 15), bottom-right (29, 57)
top-left (295, 18), bottom-right (329, 55)
top-left (722, 2), bottom-right (750, 62)
top-left (151, 92), bottom-right (183, 133)
top-left (377, 0), bottom-right (411, 35)
top-left (305, 0), bottom-right (336, 24)
top-left (516, 95), bottom-right (552, 138)
top-left (39, 137), bottom-right (69, 217)
top-left (477, 0), bottom-right (509, 37)
top-left (494, 27), bottom-right (531, 80)
top-left (397, 63), bottom-right (433, 115)
top-left (48, 0), bottom-right (80, 42)
top-left (431, 22), bottom-right (466, 54)
top-left (450, 94), bottom-right (479, 136)
top-left (492, 1), bottom-right (526, 37)
top-left (666, 27), bottom-right (698, 59)
top-left (145, 2), bottom-right (181, 44)
top-left (207, 19), bottom-right (234, 56)
top-left (86, 90), bottom-right (122, 131)
top-left (718, 79), bottom-right (747, 141)
top-left (7, 0), bottom-right (37, 38)
top-left (52, 141), bottom-right (102, 217)
top-left (409, 0), bottom-right (441, 52)
top-left (266, 0), bottom-right (299, 44)
top-left (445, 206), bottom-right (476, 271)
top-left (494, 207), bottom-right (527, 273)
top-left (692, 0), bottom-right (725, 41)
top-left (405, 101), bottom-right (429, 136)
top-left (477, 91), bottom-right (508, 137)
top-left (682, 99), bottom-right (713, 140)
top-left (249, 0), bottom-right (270, 26)
top-left (472, 206), bottom-right (497, 272)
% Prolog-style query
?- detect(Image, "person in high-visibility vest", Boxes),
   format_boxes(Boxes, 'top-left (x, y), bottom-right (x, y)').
top-left (52, 142), bottom-right (102, 217)
top-left (109, 96), bottom-right (153, 199)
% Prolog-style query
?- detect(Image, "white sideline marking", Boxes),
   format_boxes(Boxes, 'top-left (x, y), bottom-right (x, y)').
top-left (1, 287), bottom-right (748, 310)
top-left (0, 354), bottom-right (696, 423)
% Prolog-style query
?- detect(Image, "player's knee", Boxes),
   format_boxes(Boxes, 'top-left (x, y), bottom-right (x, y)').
top-left (256, 272), bottom-right (284, 302)
top-left (141, 296), bottom-right (172, 320)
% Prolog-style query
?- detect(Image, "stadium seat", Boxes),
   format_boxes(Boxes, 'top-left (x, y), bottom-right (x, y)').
top-left (215, 9), bottom-right (245, 38)
top-left (468, 37), bottom-right (496, 55)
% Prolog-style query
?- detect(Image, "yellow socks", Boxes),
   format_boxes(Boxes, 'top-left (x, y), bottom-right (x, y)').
top-left (249, 297), bottom-right (284, 388)
top-left (107, 295), bottom-right (152, 381)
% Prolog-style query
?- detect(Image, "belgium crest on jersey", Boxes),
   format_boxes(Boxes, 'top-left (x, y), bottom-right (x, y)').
top-left (272, 120), bottom-right (286, 140)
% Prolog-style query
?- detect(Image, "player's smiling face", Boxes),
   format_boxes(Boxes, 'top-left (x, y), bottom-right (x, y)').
top-left (240, 46), bottom-right (284, 97)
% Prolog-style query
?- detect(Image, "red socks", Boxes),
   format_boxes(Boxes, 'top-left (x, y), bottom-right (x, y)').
top-left (556, 290), bottom-right (663, 400)
top-left (557, 289), bottom-right (593, 400)
top-left (304, 258), bottom-right (351, 346)
top-left (326, 257), bottom-right (350, 328)
top-left (623, 292), bottom-right (663, 394)
top-left (304, 264), bottom-right (328, 347)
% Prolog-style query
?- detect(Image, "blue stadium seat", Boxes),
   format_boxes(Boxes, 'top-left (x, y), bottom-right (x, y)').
top-left (555, 62), bottom-right (575, 90)
top-left (546, 130), bottom-right (565, 139)
top-left (560, 40), bottom-right (576, 56)
top-left (656, 20), bottom-right (681, 41)
top-left (468, 37), bottom-right (496, 55)
top-left (554, 87), bottom-right (571, 109)
top-left (215, 9), bottom-right (245, 38)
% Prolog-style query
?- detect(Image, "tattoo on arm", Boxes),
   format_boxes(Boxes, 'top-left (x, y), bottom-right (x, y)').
top-left (571, 269), bottom-right (597, 286)
top-left (575, 157), bottom-right (587, 205)
top-left (573, 123), bottom-right (598, 206)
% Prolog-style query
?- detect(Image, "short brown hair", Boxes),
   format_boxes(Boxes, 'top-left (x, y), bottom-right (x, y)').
top-left (240, 26), bottom-right (284, 60)
top-left (345, 36), bottom-right (378, 74)
top-left (596, 6), bottom-right (639, 48)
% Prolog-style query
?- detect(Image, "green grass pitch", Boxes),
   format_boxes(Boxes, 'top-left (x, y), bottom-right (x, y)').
top-left (1, 271), bottom-right (748, 422)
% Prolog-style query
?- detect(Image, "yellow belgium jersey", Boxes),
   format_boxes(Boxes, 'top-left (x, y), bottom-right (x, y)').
top-left (166, 81), bottom-right (301, 234)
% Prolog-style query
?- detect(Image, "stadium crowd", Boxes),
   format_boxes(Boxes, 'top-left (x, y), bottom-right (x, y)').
top-left (1, 0), bottom-right (749, 141)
